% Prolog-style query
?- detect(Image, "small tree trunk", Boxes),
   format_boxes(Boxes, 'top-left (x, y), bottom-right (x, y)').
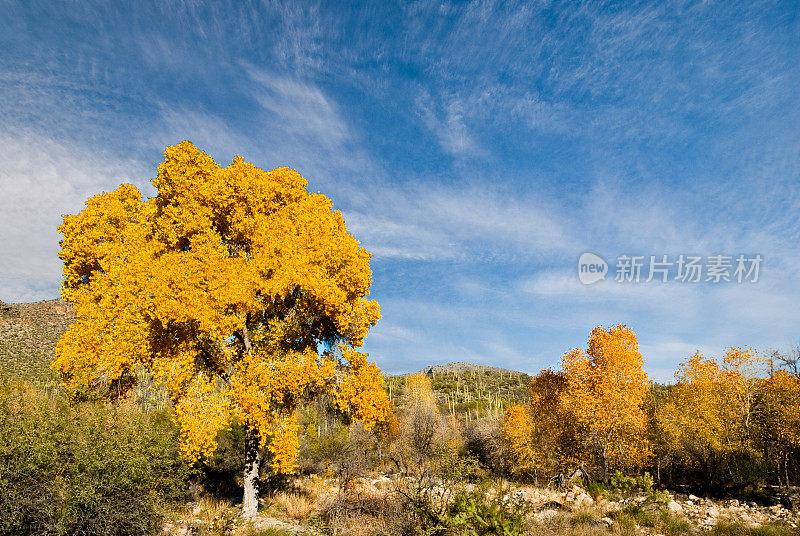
top-left (657, 457), bottom-right (661, 483)
top-left (784, 452), bottom-right (791, 488)
top-left (243, 425), bottom-right (262, 518)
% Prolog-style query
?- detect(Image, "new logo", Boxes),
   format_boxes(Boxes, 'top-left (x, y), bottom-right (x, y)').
top-left (578, 252), bottom-right (608, 285)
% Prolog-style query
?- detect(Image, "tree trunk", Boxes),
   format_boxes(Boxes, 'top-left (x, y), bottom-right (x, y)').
top-left (656, 457), bottom-right (661, 483)
top-left (784, 452), bottom-right (791, 488)
top-left (243, 425), bottom-right (262, 518)
top-left (240, 318), bottom-right (261, 518)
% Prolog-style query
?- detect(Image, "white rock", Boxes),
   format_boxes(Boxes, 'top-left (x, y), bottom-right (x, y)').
top-left (667, 501), bottom-right (683, 515)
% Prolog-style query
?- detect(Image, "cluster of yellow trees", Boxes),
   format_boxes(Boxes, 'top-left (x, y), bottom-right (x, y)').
top-left (502, 326), bottom-right (800, 488)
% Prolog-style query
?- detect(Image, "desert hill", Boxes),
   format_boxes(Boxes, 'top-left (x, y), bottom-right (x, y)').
top-left (416, 361), bottom-right (526, 376)
top-left (0, 298), bottom-right (75, 381)
top-left (385, 361), bottom-right (532, 420)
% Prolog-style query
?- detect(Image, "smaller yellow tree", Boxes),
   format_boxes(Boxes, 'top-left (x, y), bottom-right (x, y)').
top-left (660, 347), bottom-right (765, 489)
top-left (502, 369), bottom-right (578, 481)
top-left (659, 352), bottom-right (727, 485)
top-left (528, 368), bottom-right (580, 473)
top-left (560, 324), bottom-right (650, 481)
top-left (754, 370), bottom-right (800, 486)
top-left (389, 373), bottom-right (446, 474)
top-left (502, 405), bottom-right (535, 476)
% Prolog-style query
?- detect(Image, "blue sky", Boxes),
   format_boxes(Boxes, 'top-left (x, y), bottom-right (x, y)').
top-left (1, 1), bottom-right (799, 380)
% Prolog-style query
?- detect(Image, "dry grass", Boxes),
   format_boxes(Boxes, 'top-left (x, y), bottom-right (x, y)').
top-left (321, 479), bottom-right (402, 536)
top-left (527, 507), bottom-right (657, 536)
top-left (526, 512), bottom-right (609, 536)
top-left (272, 491), bottom-right (318, 521)
top-left (711, 519), bottom-right (800, 536)
top-left (194, 496), bottom-right (238, 536)
top-left (323, 502), bottom-right (400, 536)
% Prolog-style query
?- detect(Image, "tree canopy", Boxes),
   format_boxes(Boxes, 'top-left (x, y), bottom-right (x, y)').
top-left (54, 141), bottom-right (390, 483)
top-left (560, 324), bottom-right (650, 479)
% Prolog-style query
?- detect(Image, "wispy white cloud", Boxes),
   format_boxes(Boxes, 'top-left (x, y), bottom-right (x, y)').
top-left (0, 129), bottom-right (150, 301)
top-left (415, 90), bottom-right (481, 157)
top-left (343, 182), bottom-right (576, 261)
top-left (246, 68), bottom-right (351, 149)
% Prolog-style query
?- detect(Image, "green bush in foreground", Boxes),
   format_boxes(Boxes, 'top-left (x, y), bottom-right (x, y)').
top-left (0, 381), bottom-right (191, 536)
top-left (401, 455), bottom-right (531, 536)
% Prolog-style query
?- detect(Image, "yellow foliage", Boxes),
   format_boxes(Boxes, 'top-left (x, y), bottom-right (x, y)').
top-left (333, 347), bottom-right (393, 431)
top-left (756, 370), bottom-right (800, 474)
top-left (527, 368), bottom-right (579, 473)
top-left (403, 372), bottom-right (437, 411)
top-left (502, 405), bottom-right (535, 471)
top-left (560, 324), bottom-right (650, 475)
top-left (660, 347), bottom-right (766, 469)
top-left (54, 141), bottom-right (390, 471)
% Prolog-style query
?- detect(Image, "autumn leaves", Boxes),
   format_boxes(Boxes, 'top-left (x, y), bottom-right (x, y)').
top-left (54, 142), bottom-right (391, 487)
top-left (503, 324), bottom-right (649, 481)
top-left (503, 326), bottom-right (800, 486)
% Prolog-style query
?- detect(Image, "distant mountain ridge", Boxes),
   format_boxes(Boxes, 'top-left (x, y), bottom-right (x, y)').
top-left (415, 361), bottom-right (526, 376)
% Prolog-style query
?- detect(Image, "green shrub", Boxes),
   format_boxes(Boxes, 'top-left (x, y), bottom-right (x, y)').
top-left (446, 482), bottom-right (532, 536)
top-left (585, 481), bottom-right (607, 499)
top-left (635, 472), bottom-right (654, 492)
top-left (0, 381), bottom-right (191, 536)
top-left (401, 459), bottom-right (532, 536)
top-left (609, 470), bottom-right (654, 495)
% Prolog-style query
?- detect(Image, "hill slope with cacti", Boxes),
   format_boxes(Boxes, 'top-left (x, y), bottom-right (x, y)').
top-left (386, 366), bottom-right (531, 422)
top-left (0, 299), bottom-right (74, 382)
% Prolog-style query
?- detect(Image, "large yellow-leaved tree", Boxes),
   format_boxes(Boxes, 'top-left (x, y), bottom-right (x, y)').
top-left (560, 324), bottom-right (650, 481)
top-left (54, 141), bottom-right (391, 517)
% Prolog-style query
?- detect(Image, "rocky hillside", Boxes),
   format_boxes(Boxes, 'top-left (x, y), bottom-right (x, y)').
top-left (386, 362), bottom-right (532, 420)
top-left (527, 484), bottom-right (800, 532)
top-left (416, 361), bottom-right (526, 376)
top-left (0, 298), bottom-right (75, 381)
